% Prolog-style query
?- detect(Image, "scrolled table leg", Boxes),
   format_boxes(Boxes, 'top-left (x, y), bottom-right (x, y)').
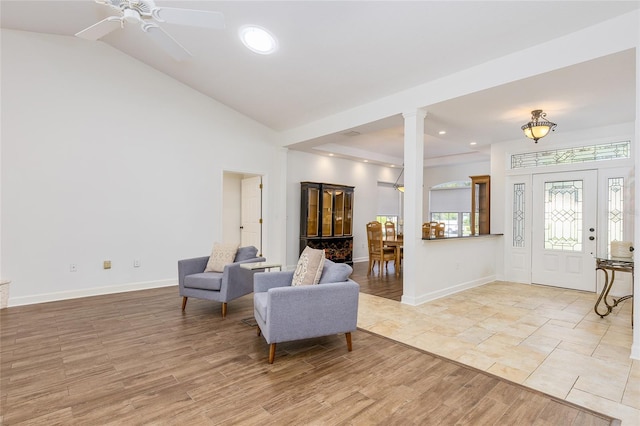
top-left (594, 267), bottom-right (614, 318)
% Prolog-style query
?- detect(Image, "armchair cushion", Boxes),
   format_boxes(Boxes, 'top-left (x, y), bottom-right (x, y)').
top-left (235, 246), bottom-right (258, 262)
top-left (319, 259), bottom-right (353, 284)
top-left (205, 243), bottom-right (238, 272)
top-left (292, 246), bottom-right (325, 286)
top-left (254, 292), bottom-right (268, 324)
top-left (184, 272), bottom-right (223, 291)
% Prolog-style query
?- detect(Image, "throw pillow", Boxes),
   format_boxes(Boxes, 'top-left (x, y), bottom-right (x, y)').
top-left (205, 243), bottom-right (239, 272)
top-left (319, 259), bottom-right (353, 284)
top-left (291, 246), bottom-right (325, 286)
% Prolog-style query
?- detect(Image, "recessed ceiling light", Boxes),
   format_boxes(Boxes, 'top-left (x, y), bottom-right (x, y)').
top-left (329, 153), bottom-right (334, 156)
top-left (439, 130), bottom-right (446, 135)
top-left (239, 25), bottom-right (278, 55)
top-left (363, 160), bottom-right (369, 163)
top-left (390, 165), bottom-right (395, 167)
top-left (470, 141), bottom-right (477, 146)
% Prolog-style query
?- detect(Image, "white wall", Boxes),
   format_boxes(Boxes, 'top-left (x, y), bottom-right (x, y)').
top-left (286, 150), bottom-right (399, 267)
top-left (403, 235), bottom-right (503, 306)
top-left (423, 160), bottom-right (490, 221)
top-left (1, 30), bottom-right (286, 305)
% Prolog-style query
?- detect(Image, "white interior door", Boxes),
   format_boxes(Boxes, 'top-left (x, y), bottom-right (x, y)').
top-left (532, 170), bottom-right (597, 291)
top-left (241, 176), bottom-right (262, 253)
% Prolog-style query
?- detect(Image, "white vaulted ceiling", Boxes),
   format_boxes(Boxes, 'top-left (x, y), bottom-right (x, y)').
top-left (2, 1), bottom-right (637, 164)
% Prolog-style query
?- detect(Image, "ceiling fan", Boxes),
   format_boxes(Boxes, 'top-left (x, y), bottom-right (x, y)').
top-left (75, 0), bottom-right (225, 61)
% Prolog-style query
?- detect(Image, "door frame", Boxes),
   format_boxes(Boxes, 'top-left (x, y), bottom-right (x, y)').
top-left (503, 162), bottom-right (633, 293)
top-left (531, 169), bottom-right (598, 291)
top-left (241, 175), bottom-right (263, 255)
top-left (222, 171), bottom-right (264, 254)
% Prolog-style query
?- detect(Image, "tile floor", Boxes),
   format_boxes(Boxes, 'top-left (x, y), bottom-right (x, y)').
top-left (356, 281), bottom-right (639, 425)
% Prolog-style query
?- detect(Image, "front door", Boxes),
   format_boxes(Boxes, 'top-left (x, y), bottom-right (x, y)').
top-left (531, 170), bottom-right (597, 291)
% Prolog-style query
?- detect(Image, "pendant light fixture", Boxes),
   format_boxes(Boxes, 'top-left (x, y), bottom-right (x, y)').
top-left (393, 167), bottom-right (405, 192)
top-left (521, 109), bottom-right (557, 143)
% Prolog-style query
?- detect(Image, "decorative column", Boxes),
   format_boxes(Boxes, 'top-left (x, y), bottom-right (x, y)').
top-left (400, 108), bottom-right (426, 305)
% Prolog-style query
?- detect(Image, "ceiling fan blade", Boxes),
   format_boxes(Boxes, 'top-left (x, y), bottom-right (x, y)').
top-left (151, 7), bottom-right (225, 29)
top-left (75, 16), bottom-right (122, 40)
top-left (141, 23), bottom-right (192, 61)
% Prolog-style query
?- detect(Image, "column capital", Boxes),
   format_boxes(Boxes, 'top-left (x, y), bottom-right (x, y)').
top-left (402, 108), bottom-right (427, 120)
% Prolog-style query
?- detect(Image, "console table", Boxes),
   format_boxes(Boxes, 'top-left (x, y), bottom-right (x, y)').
top-left (594, 257), bottom-right (633, 326)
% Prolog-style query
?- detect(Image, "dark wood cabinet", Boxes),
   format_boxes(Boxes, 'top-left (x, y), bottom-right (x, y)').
top-left (470, 175), bottom-right (490, 235)
top-left (300, 182), bottom-right (354, 263)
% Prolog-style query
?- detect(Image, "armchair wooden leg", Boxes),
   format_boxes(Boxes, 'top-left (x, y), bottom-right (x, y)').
top-left (221, 302), bottom-right (227, 318)
top-left (345, 332), bottom-right (353, 352)
top-left (268, 343), bottom-right (276, 364)
top-left (181, 297), bottom-right (188, 311)
top-left (257, 326), bottom-right (261, 336)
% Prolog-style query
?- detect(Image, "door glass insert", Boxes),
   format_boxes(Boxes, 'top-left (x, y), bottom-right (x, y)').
top-left (608, 177), bottom-right (624, 255)
top-left (513, 183), bottom-right (525, 248)
top-left (544, 180), bottom-right (583, 252)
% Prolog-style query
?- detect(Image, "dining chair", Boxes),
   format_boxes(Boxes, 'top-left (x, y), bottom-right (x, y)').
top-left (430, 221), bottom-right (438, 238)
top-left (366, 221), bottom-right (396, 276)
top-left (435, 222), bottom-right (446, 238)
top-left (422, 222), bottom-right (431, 239)
top-left (384, 221), bottom-right (396, 240)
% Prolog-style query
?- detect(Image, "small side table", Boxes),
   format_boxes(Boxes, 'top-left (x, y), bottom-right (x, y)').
top-left (240, 262), bottom-right (282, 272)
top-left (594, 257), bottom-right (633, 326)
top-left (239, 262), bottom-right (282, 328)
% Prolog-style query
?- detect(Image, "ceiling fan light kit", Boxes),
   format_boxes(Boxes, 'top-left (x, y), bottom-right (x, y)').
top-left (521, 109), bottom-right (557, 143)
top-left (75, 0), bottom-right (225, 61)
top-left (123, 7), bottom-right (141, 24)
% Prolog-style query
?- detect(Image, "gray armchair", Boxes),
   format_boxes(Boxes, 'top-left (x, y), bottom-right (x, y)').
top-left (178, 246), bottom-right (265, 318)
top-left (253, 259), bottom-right (359, 363)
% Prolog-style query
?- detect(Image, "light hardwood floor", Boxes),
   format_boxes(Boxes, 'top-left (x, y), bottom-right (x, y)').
top-left (0, 284), bottom-right (616, 425)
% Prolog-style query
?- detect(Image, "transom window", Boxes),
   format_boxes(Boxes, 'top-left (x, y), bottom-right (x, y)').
top-left (511, 141), bottom-right (630, 169)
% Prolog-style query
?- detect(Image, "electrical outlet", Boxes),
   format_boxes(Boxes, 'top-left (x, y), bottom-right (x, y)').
top-left (134, 259), bottom-right (141, 268)
top-left (70, 264), bottom-right (77, 272)
top-left (103, 260), bottom-right (111, 269)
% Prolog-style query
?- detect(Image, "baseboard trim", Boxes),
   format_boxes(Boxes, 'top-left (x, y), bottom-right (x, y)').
top-left (8, 279), bottom-right (176, 307)
top-left (631, 343), bottom-right (640, 360)
top-left (401, 275), bottom-right (495, 306)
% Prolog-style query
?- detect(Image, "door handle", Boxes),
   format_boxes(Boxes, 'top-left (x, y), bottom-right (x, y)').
top-left (589, 236), bottom-right (595, 241)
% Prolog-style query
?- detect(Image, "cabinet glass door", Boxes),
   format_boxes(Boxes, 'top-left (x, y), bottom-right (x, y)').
top-left (322, 190), bottom-right (333, 236)
top-left (334, 190), bottom-right (344, 236)
top-left (344, 192), bottom-right (353, 235)
top-left (307, 188), bottom-right (319, 236)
